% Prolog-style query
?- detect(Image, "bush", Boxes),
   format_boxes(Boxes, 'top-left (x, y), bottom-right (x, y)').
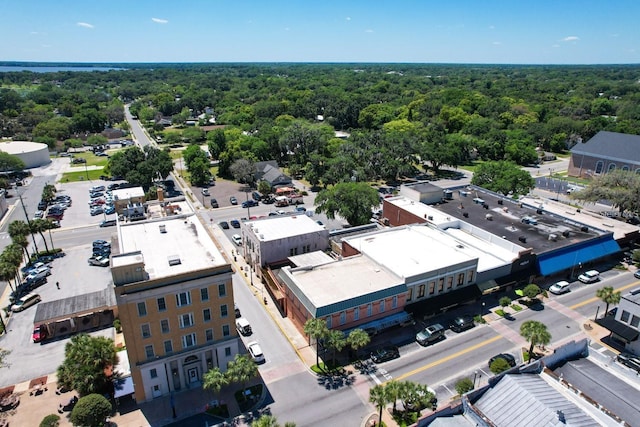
top-left (511, 304), bottom-right (523, 311)
top-left (473, 314), bottom-right (486, 324)
top-left (495, 309), bottom-right (505, 317)
top-left (523, 284), bottom-right (541, 299)
top-left (39, 414), bottom-right (60, 427)
top-left (489, 358), bottom-right (511, 374)
top-left (499, 296), bottom-right (512, 308)
top-left (455, 377), bottom-right (474, 395)
top-left (70, 394), bottom-right (112, 427)
top-left (113, 319), bottom-right (121, 333)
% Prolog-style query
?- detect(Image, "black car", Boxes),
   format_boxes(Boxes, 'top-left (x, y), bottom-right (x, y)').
top-left (37, 200), bottom-right (48, 210)
top-left (489, 353), bottom-right (516, 368)
top-left (449, 315), bottom-right (475, 332)
top-left (219, 221), bottom-right (229, 229)
top-left (230, 219), bottom-right (241, 228)
top-left (252, 191), bottom-right (262, 201)
top-left (370, 346), bottom-right (400, 363)
top-left (210, 198), bottom-right (219, 208)
top-left (241, 200), bottom-right (258, 208)
top-left (616, 352), bottom-right (640, 373)
top-left (100, 219), bottom-right (116, 227)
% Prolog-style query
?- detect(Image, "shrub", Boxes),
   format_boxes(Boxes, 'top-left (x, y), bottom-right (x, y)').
top-left (473, 314), bottom-right (486, 324)
top-left (70, 394), bottom-right (112, 427)
top-left (499, 296), bottom-right (512, 308)
top-left (455, 377), bottom-right (474, 395)
top-left (489, 358), bottom-right (511, 374)
top-left (495, 309), bottom-right (505, 317)
top-left (39, 414), bottom-right (60, 427)
top-left (523, 284), bottom-right (541, 299)
top-left (511, 304), bottom-right (523, 311)
top-left (113, 319), bottom-right (122, 333)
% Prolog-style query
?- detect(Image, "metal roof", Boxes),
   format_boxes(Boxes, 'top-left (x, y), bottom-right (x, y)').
top-left (571, 131), bottom-right (640, 164)
top-left (34, 288), bottom-right (116, 324)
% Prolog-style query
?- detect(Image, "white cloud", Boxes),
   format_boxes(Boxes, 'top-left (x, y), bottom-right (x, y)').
top-left (489, 25), bottom-right (495, 30)
top-left (364, 29), bottom-right (374, 33)
top-left (77, 22), bottom-right (94, 29)
top-left (492, 41), bottom-right (501, 45)
top-left (562, 36), bottom-right (579, 42)
top-left (346, 17), bottom-right (351, 21)
top-left (151, 17), bottom-right (168, 24)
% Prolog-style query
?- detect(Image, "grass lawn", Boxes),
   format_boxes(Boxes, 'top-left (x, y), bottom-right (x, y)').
top-left (60, 169), bottom-right (104, 183)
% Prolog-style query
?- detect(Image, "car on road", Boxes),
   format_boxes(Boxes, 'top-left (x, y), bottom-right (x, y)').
top-left (219, 221), bottom-right (229, 229)
top-left (230, 219), bottom-right (241, 228)
top-left (489, 353), bottom-right (516, 368)
top-left (201, 188), bottom-right (210, 196)
top-left (232, 234), bottom-right (242, 246)
top-left (578, 270), bottom-right (600, 284)
top-left (416, 323), bottom-right (445, 346)
top-left (247, 341), bottom-right (265, 363)
top-left (549, 280), bottom-right (571, 295)
top-left (449, 315), bottom-right (475, 333)
top-left (616, 352), bottom-right (640, 373)
top-left (295, 206), bottom-right (306, 212)
top-left (241, 200), bottom-right (258, 208)
top-left (230, 196), bottom-right (238, 205)
top-left (634, 270), bottom-right (640, 279)
top-left (88, 256), bottom-right (110, 267)
top-left (100, 219), bottom-right (116, 227)
top-left (370, 346), bottom-right (400, 363)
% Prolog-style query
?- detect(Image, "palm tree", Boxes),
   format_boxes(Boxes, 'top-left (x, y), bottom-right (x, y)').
top-left (8, 221), bottom-right (33, 261)
top-left (520, 320), bottom-right (552, 359)
top-left (251, 415), bottom-right (296, 427)
top-left (369, 384), bottom-right (388, 426)
top-left (596, 286), bottom-right (621, 317)
top-left (0, 261), bottom-right (17, 293)
top-left (347, 329), bottom-right (371, 360)
top-left (225, 354), bottom-right (258, 400)
top-left (303, 318), bottom-right (329, 367)
top-left (385, 380), bottom-right (401, 413)
top-left (30, 219), bottom-right (50, 253)
top-left (325, 329), bottom-right (346, 367)
top-left (203, 367), bottom-right (229, 395)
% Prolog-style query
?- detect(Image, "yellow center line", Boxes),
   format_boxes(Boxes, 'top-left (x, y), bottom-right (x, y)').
top-left (570, 280), bottom-right (640, 310)
top-left (391, 335), bottom-right (503, 383)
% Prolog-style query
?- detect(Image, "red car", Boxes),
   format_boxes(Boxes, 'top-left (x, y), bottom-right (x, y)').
top-left (32, 325), bottom-right (46, 343)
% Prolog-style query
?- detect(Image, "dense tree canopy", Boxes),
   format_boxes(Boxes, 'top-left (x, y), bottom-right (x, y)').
top-left (315, 182), bottom-right (380, 226)
top-left (107, 145), bottom-right (172, 188)
top-left (471, 160), bottom-right (536, 197)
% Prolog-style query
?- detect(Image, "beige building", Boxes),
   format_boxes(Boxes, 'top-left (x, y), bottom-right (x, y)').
top-left (112, 204), bottom-right (239, 402)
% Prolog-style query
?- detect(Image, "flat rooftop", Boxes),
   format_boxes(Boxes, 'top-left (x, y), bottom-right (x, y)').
top-left (432, 187), bottom-right (605, 255)
top-left (112, 186), bottom-right (145, 200)
top-left (622, 287), bottom-right (640, 304)
top-left (116, 212), bottom-right (226, 279)
top-left (281, 254), bottom-right (404, 314)
top-left (344, 225), bottom-right (480, 278)
top-left (245, 214), bottom-right (326, 241)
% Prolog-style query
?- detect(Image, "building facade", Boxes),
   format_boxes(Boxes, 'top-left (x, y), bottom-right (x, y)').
top-left (568, 131), bottom-right (640, 179)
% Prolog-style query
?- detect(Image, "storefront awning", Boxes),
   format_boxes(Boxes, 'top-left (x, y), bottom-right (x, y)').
top-left (537, 237), bottom-right (620, 276)
top-left (595, 316), bottom-right (639, 342)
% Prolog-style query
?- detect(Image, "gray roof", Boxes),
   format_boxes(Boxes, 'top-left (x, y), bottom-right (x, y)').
top-left (571, 131), bottom-right (640, 163)
top-left (34, 288), bottom-right (116, 323)
top-left (474, 374), bottom-right (601, 427)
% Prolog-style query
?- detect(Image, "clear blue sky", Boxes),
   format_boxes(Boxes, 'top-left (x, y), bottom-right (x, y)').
top-left (1, 0), bottom-right (639, 64)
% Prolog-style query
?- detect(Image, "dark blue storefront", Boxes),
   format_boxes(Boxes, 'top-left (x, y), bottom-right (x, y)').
top-left (537, 235), bottom-right (621, 276)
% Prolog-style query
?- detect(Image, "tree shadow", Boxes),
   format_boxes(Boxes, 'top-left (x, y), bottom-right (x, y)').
top-left (316, 368), bottom-right (356, 390)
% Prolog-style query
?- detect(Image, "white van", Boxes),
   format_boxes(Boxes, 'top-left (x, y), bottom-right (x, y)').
top-left (236, 318), bottom-right (252, 336)
top-left (11, 293), bottom-right (41, 312)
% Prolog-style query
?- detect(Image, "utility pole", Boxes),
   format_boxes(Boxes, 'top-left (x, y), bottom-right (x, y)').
top-left (18, 193), bottom-right (39, 254)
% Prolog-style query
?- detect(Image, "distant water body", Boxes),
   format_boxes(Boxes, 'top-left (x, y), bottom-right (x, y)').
top-left (0, 66), bottom-right (124, 73)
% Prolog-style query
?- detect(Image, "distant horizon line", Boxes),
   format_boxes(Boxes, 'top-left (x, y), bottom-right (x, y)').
top-left (2, 60), bottom-right (640, 67)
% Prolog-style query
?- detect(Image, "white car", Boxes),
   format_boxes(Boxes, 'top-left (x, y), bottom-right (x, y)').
top-left (88, 255), bottom-right (110, 267)
top-left (247, 341), bottom-right (265, 363)
top-left (232, 234), bottom-right (242, 246)
top-left (549, 280), bottom-right (571, 295)
top-left (578, 270), bottom-right (600, 284)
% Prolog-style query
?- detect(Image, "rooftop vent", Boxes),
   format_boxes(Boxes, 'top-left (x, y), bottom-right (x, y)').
top-left (167, 255), bottom-right (181, 266)
top-left (159, 225), bottom-right (167, 233)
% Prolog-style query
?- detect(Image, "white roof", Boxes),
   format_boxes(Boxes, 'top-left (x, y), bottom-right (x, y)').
top-left (112, 186), bottom-right (145, 200)
top-left (117, 213), bottom-right (226, 279)
top-left (245, 214), bottom-right (325, 241)
top-left (344, 225), bottom-right (478, 279)
top-left (0, 140), bottom-right (47, 154)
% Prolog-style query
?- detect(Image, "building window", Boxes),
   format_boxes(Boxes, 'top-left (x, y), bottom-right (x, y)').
top-left (354, 307), bottom-right (360, 321)
top-left (631, 315), bottom-right (640, 328)
top-left (608, 163), bottom-right (616, 172)
top-left (176, 291), bottom-right (191, 307)
top-left (225, 347), bottom-right (232, 357)
top-left (137, 302), bottom-right (147, 317)
top-left (326, 316), bottom-right (332, 328)
top-left (164, 340), bottom-right (173, 354)
top-left (340, 311), bottom-right (346, 325)
top-left (160, 319), bottom-right (170, 334)
top-left (179, 313), bottom-right (194, 328)
top-left (222, 324), bottom-right (230, 337)
top-left (203, 308), bottom-right (211, 322)
top-left (367, 304), bottom-right (372, 317)
top-left (150, 368), bottom-right (158, 379)
top-left (141, 323), bottom-right (151, 339)
top-left (392, 296), bottom-right (397, 309)
top-left (622, 165), bottom-right (630, 171)
top-left (157, 297), bottom-right (166, 312)
top-left (447, 276), bottom-right (453, 290)
top-left (457, 273), bottom-right (464, 286)
top-left (145, 345), bottom-right (154, 359)
top-left (380, 300), bottom-right (385, 313)
top-left (201, 288), bottom-right (209, 302)
top-left (418, 284), bottom-right (426, 298)
top-left (595, 161), bottom-right (604, 174)
top-left (407, 288), bottom-right (413, 301)
top-left (467, 271), bottom-right (474, 283)
top-left (220, 304), bottom-right (228, 318)
top-left (289, 248), bottom-right (294, 257)
top-left (621, 310), bottom-right (630, 322)
top-left (206, 329), bottom-right (214, 342)
top-left (182, 333), bottom-right (197, 349)
top-left (438, 278), bottom-right (445, 292)
top-left (429, 282), bottom-right (435, 295)
top-left (218, 284), bottom-right (226, 297)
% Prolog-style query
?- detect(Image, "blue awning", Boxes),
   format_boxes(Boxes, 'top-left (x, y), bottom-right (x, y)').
top-left (113, 376), bottom-right (134, 398)
top-left (537, 238), bottom-right (620, 276)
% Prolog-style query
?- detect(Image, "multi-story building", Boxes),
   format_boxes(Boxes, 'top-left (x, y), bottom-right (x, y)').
top-left (112, 203), bottom-right (239, 402)
top-left (597, 286), bottom-right (640, 354)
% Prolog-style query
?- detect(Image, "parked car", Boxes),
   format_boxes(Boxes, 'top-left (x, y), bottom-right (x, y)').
top-left (449, 315), bottom-right (475, 332)
top-left (93, 239), bottom-right (110, 248)
top-left (32, 325), bottom-right (46, 343)
top-left (236, 318), bottom-right (252, 336)
top-left (219, 221), bottom-right (229, 230)
top-left (210, 198), bottom-right (219, 208)
top-left (235, 304), bottom-right (241, 318)
top-left (230, 219), bottom-right (241, 228)
top-left (90, 185), bottom-right (106, 192)
top-left (24, 266), bottom-right (51, 282)
top-left (33, 210), bottom-right (44, 219)
top-left (549, 280), bottom-right (571, 294)
top-left (88, 256), bottom-right (109, 267)
top-left (635, 270), bottom-right (640, 279)
top-left (11, 292), bottom-right (41, 312)
top-left (578, 270), bottom-right (600, 284)
top-left (241, 199), bottom-right (258, 208)
top-left (37, 200), bottom-right (48, 210)
top-left (90, 206), bottom-right (104, 216)
top-left (247, 341), bottom-right (265, 363)
top-left (104, 205), bottom-right (115, 215)
top-left (616, 352), bottom-right (640, 373)
top-left (201, 188), bottom-right (210, 196)
top-left (232, 234), bottom-right (242, 246)
top-left (489, 353), bottom-right (516, 368)
top-left (230, 196), bottom-right (238, 205)
top-left (90, 191), bottom-right (104, 198)
top-left (370, 346), bottom-right (400, 363)
top-left (100, 219), bottom-right (116, 227)
top-left (58, 395), bottom-right (78, 413)
top-left (416, 323), bottom-right (445, 346)
top-left (252, 191), bottom-right (262, 201)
